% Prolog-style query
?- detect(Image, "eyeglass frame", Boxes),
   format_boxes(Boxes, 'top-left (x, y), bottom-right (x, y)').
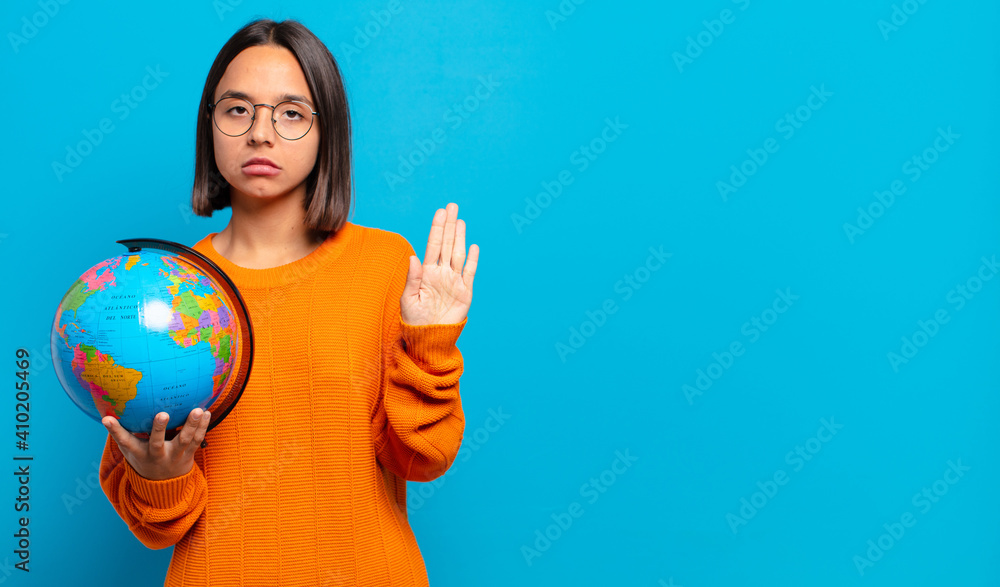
top-left (207, 97), bottom-right (319, 141)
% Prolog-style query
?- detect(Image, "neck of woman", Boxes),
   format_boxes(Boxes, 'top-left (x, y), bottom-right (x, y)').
top-left (213, 187), bottom-right (329, 269)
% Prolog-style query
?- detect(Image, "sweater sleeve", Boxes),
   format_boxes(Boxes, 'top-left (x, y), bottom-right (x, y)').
top-left (98, 434), bottom-right (209, 549)
top-left (372, 243), bottom-right (468, 482)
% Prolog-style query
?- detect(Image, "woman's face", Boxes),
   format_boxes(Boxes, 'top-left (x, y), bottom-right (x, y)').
top-left (211, 45), bottom-right (320, 205)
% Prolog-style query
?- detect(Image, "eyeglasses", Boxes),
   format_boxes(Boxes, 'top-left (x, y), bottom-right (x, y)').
top-left (208, 97), bottom-right (319, 141)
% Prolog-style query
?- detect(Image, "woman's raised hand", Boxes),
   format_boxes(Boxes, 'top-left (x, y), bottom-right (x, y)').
top-left (400, 203), bottom-right (479, 326)
top-left (103, 408), bottom-right (211, 481)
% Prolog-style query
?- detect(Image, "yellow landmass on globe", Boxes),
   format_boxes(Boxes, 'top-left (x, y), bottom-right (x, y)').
top-left (79, 353), bottom-right (143, 418)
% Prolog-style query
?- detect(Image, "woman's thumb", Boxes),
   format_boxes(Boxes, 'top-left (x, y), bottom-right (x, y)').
top-left (402, 256), bottom-right (422, 296)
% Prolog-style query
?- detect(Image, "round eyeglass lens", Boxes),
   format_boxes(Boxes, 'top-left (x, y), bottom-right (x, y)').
top-left (212, 97), bottom-right (255, 137)
top-left (272, 101), bottom-right (314, 140)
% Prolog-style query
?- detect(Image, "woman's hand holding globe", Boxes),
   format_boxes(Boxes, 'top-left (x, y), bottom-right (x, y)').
top-left (103, 409), bottom-right (212, 480)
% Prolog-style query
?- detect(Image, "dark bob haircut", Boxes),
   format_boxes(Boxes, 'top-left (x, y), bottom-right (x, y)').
top-left (191, 18), bottom-right (352, 234)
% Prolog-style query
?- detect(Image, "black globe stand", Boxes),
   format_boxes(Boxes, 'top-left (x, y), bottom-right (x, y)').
top-left (116, 238), bottom-right (254, 446)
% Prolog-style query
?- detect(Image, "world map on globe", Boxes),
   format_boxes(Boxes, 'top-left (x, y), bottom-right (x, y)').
top-left (51, 249), bottom-right (240, 434)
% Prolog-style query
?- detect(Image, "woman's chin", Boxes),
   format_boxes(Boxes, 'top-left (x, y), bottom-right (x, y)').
top-left (230, 184), bottom-right (305, 203)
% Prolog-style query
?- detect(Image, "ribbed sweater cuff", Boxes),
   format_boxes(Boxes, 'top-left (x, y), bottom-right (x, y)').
top-left (399, 316), bottom-right (467, 365)
top-left (125, 461), bottom-right (199, 508)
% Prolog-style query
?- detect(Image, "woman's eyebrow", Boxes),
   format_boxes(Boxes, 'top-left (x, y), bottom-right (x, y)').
top-left (218, 89), bottom-right (314, 107)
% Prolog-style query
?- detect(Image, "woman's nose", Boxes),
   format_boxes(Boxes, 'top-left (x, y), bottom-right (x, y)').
top-left (248, 105), bottom-right (276, 144)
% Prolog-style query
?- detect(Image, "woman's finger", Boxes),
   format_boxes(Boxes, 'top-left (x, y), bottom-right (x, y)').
top-left (440, 203), bottom-right (457, 267)
top-left (194, 412), bottom-right (212, 448)
top-left (148, 412), bottom-right (169, 457)
top-left (176, 408), bottom-right (203, 449)
top-left (401, 255), bottom-right (423, 301)
top-left (183, 410), bottom-right (212, 458)
top-left (452, 218), bottom-right (467, 273)
top-left (423, 208), bottom-right (446, 266)
top-left (463, 243), bottom-right (479, 290)
top-left (103, 416), bottom-right (141, 456)
top-left (194, 411), bottom-right (211, 450)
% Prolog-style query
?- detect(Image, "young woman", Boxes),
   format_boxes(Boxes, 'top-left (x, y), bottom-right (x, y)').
top-left (99, 18), bottom-right (478, 586)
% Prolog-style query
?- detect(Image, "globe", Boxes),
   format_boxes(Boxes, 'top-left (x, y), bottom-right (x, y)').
top-left (50, 238), bottom-right (253, 438)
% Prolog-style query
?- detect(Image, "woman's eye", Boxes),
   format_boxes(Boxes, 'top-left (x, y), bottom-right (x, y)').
top-left (227, 106), bottom-right (248, 115)
top-left (283, 109), bottom-right (303, 120)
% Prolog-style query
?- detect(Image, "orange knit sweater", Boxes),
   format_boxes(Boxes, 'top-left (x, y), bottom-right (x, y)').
top-left (99, 221), bottom-right (468, 587)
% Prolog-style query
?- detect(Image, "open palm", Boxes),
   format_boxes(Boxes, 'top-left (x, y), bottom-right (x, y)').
top-left (400, 203), bottom-right (478, 326)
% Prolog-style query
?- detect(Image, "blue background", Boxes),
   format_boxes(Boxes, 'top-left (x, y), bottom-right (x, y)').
top-left (2, 0), bottom-right (998, 585)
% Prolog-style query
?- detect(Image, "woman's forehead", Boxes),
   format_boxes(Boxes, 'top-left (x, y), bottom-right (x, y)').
top-left (216, 45), bottom-right (313, 103)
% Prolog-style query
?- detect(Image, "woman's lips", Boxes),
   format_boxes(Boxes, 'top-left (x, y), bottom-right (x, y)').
top-left (242, 164), bottom-right (281, 176)
top-left (242, 158), bottom-right (280, 176)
